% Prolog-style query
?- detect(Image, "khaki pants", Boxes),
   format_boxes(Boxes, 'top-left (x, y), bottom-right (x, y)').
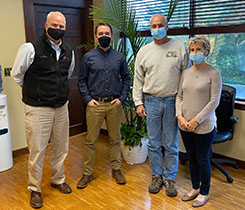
top-left (24, 103), bottom-right (69, 192)
top-left (83, 102), bottom-right (122, 175)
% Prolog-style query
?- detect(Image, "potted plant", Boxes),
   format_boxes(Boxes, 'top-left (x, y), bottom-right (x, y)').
top-left (120, 85), bottom-right (148, 164)
top-left (90, 0), bottom-right (179, 164)
top-left (120, 109), bottom-right (149, 164)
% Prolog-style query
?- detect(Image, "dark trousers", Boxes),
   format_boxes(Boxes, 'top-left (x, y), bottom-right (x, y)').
top-left (180, 128), bottom-right (215, 195)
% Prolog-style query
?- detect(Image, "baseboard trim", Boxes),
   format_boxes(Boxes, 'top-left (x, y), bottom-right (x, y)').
top-left (13, 147), bottom-right (29, 158)
top-left (13, 134), bottom-right (245, 169)
top-left (179, 151), bottom-right (245, 169)
top-left (212, 153), bottom-right (245, 169)
top-left (12, 130), bottom-right (108, 158)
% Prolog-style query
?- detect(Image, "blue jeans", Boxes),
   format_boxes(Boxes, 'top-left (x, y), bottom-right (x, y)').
top-left (145, 94), bottom-right (178, 180)
top-left (180, 128), bottom-right (215, 195)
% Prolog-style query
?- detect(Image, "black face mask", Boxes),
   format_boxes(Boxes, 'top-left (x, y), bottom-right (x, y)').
top-left (47, 28), bottom-right (65, 40)
top-left (98, 36), bottom-right (111, 48)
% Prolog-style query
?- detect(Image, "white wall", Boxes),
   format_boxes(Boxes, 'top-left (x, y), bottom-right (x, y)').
top-left (212, 109), bottom-right (245, 161)
top-left (0, 0), bottom-right (245, 162)
top-left (0, 0), bottom-right (26, 150)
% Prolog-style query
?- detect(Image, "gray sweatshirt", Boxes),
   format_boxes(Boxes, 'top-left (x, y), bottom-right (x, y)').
top-left (176, 66), bottom-right (222, 134)
top-left (133, 39), bottom-right (189, 106)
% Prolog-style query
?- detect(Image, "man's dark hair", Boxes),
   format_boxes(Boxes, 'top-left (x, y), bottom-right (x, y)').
top-left (95, 22), bottom-right (113, 35)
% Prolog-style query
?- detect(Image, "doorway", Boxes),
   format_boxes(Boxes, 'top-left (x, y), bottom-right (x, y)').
top-left (23, 0), bottom-right (93, 135)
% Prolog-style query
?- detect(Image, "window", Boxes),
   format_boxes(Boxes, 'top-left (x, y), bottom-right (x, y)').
top-left (127, 0), bottom-right (190, 30)
top-left (206, 33), bottom-right (245, 100)
top-left (194, 0), bottom-right (245, 27)
top-left (125, 0), bottom-right (245, 100)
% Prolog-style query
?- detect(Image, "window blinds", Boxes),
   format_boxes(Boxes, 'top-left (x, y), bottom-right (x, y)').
top-left (126, 0), bottom-right (245, 31)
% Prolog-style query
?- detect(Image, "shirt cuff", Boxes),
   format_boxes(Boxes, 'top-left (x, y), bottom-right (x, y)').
top-left (134, 100), bottom-right (143, 107)
top-left (84, 95), bottom-right (92, 104)
top-left (175, 111), bottom-right (182, 117)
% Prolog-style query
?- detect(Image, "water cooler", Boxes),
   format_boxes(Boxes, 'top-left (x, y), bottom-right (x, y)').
top-left (0, 94), bottom-right (13, 171)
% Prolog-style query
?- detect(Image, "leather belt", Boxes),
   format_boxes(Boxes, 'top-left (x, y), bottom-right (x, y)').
top-left (91, 96), bottom-right (117, 102)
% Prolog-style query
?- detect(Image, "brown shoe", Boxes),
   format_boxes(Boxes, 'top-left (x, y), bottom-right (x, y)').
top-left (30, 191), bottom-right (43, 209)
top-left (50, 183), bottom-right (72, 194)
top-left (164, 179), bottom-right (177, 197)
top-left (112, 169), bottom-right (126, 185)
top-left (149, 176), bottom-right (163, 194)
top-left (77, 174), bottom-right (93, 189)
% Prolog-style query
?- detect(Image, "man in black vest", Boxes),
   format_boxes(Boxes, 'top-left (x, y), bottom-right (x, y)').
top-left (11, 11), bottom-right (74, 209)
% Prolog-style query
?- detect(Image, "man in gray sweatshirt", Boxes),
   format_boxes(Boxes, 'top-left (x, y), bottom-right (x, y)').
top-left (133, 14), bottom-right (189, 196)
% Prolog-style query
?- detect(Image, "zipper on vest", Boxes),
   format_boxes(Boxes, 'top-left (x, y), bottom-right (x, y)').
top-left (50, 53), bottom-right (59, 106)
top-left (55, 58), bottom-right (59, 106)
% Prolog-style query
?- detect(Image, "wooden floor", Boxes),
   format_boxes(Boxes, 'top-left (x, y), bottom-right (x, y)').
top-left (0, 133), bottom-right (245, 210)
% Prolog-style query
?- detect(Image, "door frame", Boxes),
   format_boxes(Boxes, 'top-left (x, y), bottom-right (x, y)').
top-left (23, 0), bottom-right (93, 43)
top-left (22, 0), bottom-right (94, 135)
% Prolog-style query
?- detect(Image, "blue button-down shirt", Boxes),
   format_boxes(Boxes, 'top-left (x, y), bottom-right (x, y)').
top-left (78, 47), bottom-right (131, 104)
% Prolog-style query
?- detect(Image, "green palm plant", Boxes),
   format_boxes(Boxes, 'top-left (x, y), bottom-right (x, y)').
top-left (91, 0), bottom-right (147, 80)
top-left (89, 0), bottom-right (179, 148)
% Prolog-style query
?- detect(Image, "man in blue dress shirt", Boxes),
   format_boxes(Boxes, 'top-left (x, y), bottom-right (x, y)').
top-left (77, 22), bottom-right (130, 189)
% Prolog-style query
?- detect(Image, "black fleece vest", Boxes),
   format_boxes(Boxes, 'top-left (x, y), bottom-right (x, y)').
top-left (22, 33), bottom-right (72, 108)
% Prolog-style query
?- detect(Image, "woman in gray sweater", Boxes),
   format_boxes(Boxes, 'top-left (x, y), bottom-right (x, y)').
top-left (176, 36), bottom-right (222, 207)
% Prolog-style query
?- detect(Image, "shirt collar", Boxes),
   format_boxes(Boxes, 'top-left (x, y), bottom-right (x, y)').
top-left (96, 46), bottom-right (112, 56)
top-left (49, 39), bottom-right (62, 50)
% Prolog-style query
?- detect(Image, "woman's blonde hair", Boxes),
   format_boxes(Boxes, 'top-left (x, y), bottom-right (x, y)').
top-left (189, 36), bottom-right (211, 56)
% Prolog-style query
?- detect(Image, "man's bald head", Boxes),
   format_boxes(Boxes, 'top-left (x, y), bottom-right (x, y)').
top-left (150, 14), bottom-right (168, 27)
top-left (150, 14), bottom-right (169, 43)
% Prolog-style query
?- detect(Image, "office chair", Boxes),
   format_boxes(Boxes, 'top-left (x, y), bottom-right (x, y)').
top-left (179, 84), bottom-right (239, 183)
top-left (211, 84), bottom-right (239, 183)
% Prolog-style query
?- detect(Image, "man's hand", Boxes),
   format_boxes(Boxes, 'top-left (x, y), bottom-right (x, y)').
top-left (111, 99), bottom-right (121, 104)
top-left (87, 99), bottom-right (99, 106)
top-left (177, 115), bottom-right (188, 130)
top-left (136, 105), bottom-right (146, 117)
top-left (187, 119), bottom-right (198, 132)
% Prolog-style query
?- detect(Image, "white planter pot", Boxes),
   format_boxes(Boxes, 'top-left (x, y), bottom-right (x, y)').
top-left (121, 137), bottom-right (148, 165)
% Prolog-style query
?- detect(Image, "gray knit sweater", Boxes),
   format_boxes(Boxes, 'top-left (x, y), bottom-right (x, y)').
top-left (133, 39), bottom-right (189, 106)
top-left (176, 65), bottom-right (222, 134)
